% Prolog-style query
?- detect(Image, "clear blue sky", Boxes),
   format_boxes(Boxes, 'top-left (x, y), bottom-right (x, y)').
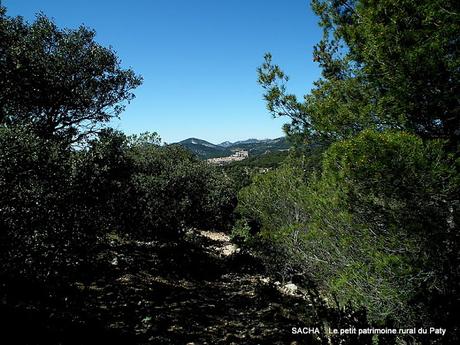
top-left (3, 0), bottom-right (322, 144)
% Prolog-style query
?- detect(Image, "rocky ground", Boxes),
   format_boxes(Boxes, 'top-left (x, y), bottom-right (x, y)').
top-left (2, 229), bottom-right (328, 345)
top-left (94, 229), bottom-right (326, 344)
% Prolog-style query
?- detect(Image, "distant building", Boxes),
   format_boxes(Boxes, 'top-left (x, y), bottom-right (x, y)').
top-left (232, 150), bottom-right (249, 158)
top-left (207, 150), bottom-right (248, 165)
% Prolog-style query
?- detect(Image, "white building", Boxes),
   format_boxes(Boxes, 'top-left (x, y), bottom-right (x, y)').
top-left (207, 150), bottom-right (249, 165)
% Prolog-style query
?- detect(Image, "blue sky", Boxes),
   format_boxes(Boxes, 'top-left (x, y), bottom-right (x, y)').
top-left (3, 0), bottom-right (322, 143)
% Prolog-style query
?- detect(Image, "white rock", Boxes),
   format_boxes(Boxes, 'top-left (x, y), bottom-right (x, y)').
top-left (281, 282), bottom-right (298, 296)
top-left (260, 277), bottom-right (270, 284)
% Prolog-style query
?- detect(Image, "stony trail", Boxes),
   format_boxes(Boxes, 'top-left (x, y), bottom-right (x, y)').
top-left (87, 229), bottom-right (323, 344)
top-left (3, 229), bottom-right (325, 345)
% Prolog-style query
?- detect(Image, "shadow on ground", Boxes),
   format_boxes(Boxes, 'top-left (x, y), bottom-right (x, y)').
top-left (1, 230), bottom-right (327, 345)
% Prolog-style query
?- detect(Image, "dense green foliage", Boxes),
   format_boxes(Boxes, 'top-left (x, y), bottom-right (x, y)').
top-left (259, 0), bottom-right (459, 146)
top-left (237, 135), bottom-right (459, 342)
top-left (236, 0), bottom-right (460, 342)
top-left (227, 150), bottom-right (289, 169)
top-left (0, 6), bottom-right (142, 143)
top-left (0, 7), bottom-right (236, 287)
top-left (0, 127), bottom-right (236, 280)
top-left (1, 1), bottom-right (459, 343)
top-left (0, 127), bottom-right (90, 280)
top-left (317, 132), bottom-right (458, 326)
top-left (125, 138), bottom-right (236, 238)
top-left (239, 131), bottom-right (457, 322)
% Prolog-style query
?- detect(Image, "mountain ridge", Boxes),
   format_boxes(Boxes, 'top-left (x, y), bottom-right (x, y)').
top-left (175, 137), bottom-right (289, 159)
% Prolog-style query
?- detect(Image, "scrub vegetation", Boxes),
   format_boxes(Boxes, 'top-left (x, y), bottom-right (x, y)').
top-left (0, 1), bottom-right (458, 344)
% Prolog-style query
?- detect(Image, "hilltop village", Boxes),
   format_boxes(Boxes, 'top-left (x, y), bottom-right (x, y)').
top-left (207, 150), bottom-right (249, 165)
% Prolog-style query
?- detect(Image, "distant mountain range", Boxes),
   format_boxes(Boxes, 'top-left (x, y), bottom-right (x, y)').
top-left (175, 137), bottom-right (289, 159)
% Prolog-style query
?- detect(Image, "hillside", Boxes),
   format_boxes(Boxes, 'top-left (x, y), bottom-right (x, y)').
top-left (176, 138), bottom-right (232, 159)
top-left (176, 137), bottom-right (290, 159)
top-left (227, 150), bottom-right (289, 169)
top-left (226, 137), bottom-right (289, 156)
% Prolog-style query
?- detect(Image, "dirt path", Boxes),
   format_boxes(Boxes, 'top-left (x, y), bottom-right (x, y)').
top-left (81, 229), bottom-right (324, 344)
top-left (3, 229), bottom-right (325, 345)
